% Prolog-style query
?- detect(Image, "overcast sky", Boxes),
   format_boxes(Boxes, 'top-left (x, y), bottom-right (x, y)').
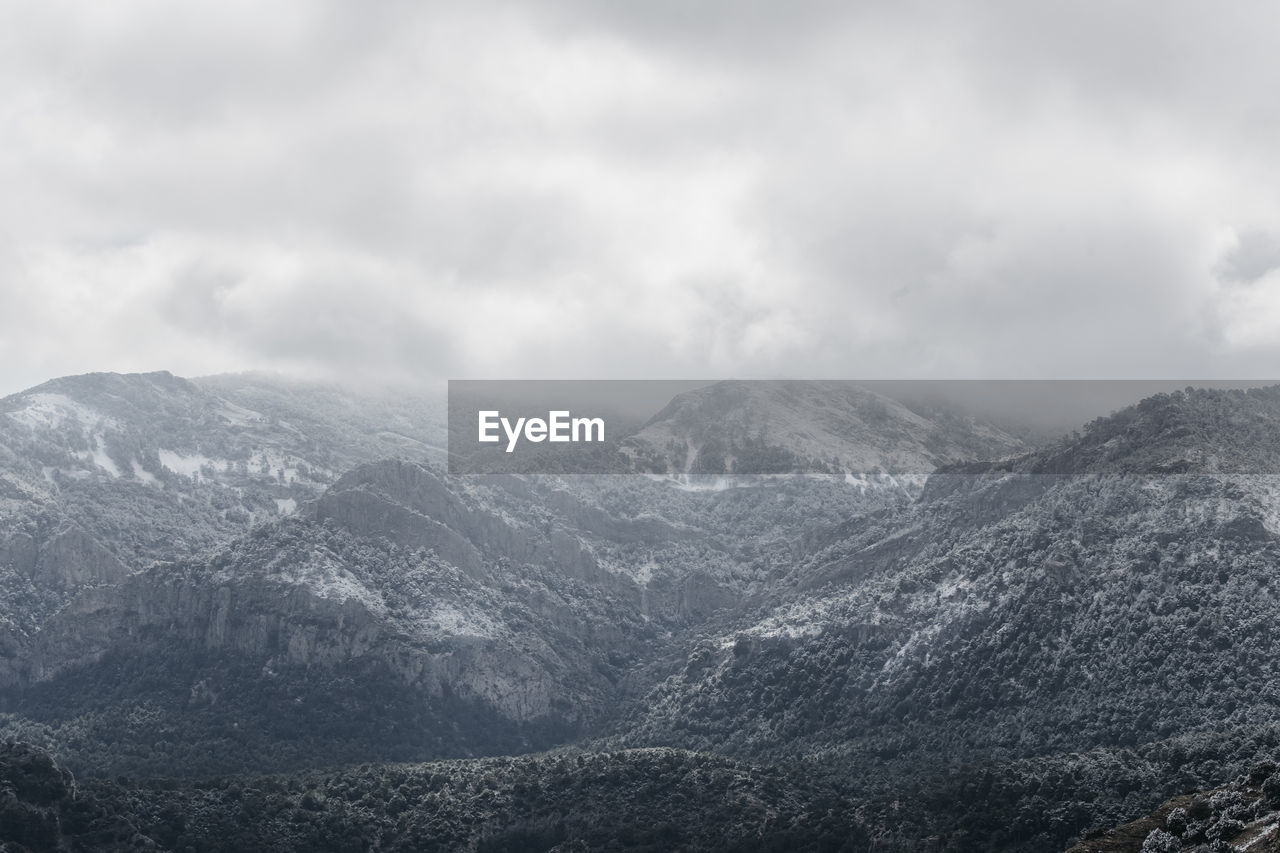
top-left (2, 0), bottom-right (1280, 396)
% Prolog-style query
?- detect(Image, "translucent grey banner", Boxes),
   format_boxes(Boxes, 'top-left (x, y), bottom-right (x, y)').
top-left (447, 380), bottom-right (1280, 475)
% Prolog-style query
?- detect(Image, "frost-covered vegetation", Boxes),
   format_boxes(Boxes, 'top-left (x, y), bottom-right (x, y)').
top-left (9, 377), bottom-right (1280, 850)
top-left (1, 741), bottom-right (867, 852)
top-left (1068, 755), bottom-right (1280, 851)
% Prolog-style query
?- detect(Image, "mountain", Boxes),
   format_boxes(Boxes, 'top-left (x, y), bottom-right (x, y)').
top-left (5, 371), bottom-right (1004, 782)
top-left (620, 380), bottom-right (1027, 476)
top-left (0, 371), bottom-right (444, 661)
top-left (0, 461), bottom-right (637, 775)
top-left (608, 386), bottom-right (1280, 848)
top-left (11, 373), bottom-right (1280, 850)
top-left (0, 454), bottom-right (891, 777)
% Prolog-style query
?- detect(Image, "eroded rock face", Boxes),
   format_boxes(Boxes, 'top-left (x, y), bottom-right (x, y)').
top-left (32, 528), bottom-right (127, 588)
top-left (0, 532), bottom-right (36, 577)
top-left (0, 461), bottom-right (677, 756)
top-left (1, 511), bottom-right (128, 591)
top-left (9, 569), bottom-right (571, 724)
top-left (315, 481), bottom-right (484, 574)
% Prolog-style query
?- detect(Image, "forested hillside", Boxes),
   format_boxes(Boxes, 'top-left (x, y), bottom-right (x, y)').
top-left (8, 377), bottom-right (1280, 850)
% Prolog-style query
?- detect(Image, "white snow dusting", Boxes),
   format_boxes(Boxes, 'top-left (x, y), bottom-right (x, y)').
top-left (272, 554), bottom-right (385, 613)
top-left (132, 461), bottom-right (160, 486)
top-left (7, 393), bottom-right (119, 431)
top-left (158, 449), bottom-right (225, 479)
top-left (84, 435), bottom-right (120, 477)
top-left (425, 605), bottom-right (497, 638)
top-left (218, 401), bottom-right (265, 426)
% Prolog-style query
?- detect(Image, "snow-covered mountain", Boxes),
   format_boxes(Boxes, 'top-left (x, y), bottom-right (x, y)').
top-left (615, 386), bottom-right (1280, 848)
top-left (0, 373), bottom-right (901, 777)
top-left (8, 374), bottom-right (1280, 849)
top-left (0, 371), bottom-right (444, 653)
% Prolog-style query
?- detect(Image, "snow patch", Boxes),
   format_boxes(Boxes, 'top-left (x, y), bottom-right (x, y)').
top-left (425, 605), bottom-right (498, 638)
top-left (1248, 475), bottom-right (1280, 535)
top-left (275, 498), bottom-right (297, 515)
top-left (81, 435), bottom-right (120, 477)
top-left (660, 474), bottom-right (737, 492)
top-left (307, 570), bottom-right (378, 609)
top-left (218, 401), bottom-right (264, 426)
top-left (935, 575), bottom-right (970, 600)
top-left (724, 595), bottom-right (838, 645)
top-left (158, 449), bottom-right (224, 479)
top-left (7, 393), bottom-right (119, 431)
top-left (268, 554), bottom-right (385, 613)
top-left (1241, 821), bottom-right (1280, 850)
top-left (248, 449), bottom-right (307, 485)
top-left (132, 461), bottom-right (160, 486)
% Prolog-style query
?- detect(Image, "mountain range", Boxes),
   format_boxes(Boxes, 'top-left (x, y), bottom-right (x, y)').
top-left (5, 374), bottom-right (1280, 850)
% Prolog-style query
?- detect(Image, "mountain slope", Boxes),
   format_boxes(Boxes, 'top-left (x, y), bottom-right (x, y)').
top-left (0, 457), bottom-right (900, 777)
top-left (0, 372), bottom-right (444, 660)
top-left (611, 386), bottom-right (1280, 848)
top-left (621, 380), bottom-right (1027, 475)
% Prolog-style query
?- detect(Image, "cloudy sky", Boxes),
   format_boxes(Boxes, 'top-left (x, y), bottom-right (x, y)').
top-left (2, 0), bottom-right (1280, 396)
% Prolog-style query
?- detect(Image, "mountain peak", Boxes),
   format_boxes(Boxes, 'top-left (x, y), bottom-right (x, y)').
top-left (621, 379), bottom-right (1026, 475)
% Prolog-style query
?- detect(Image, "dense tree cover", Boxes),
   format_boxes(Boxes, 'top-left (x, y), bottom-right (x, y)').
top-left (1003, 386), bottom-right (1280, 477)
top-left (1069, 755), bottom-right (1280, 851)
top-left (625, 472), bottom-right (1280, 760)
top-left (0, 647), bottom-right (578, 780)
top-left (1, 742), bottom-right (868, 852)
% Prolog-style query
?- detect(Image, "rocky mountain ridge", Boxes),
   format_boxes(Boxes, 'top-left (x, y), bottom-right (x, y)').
top-left (0, 371), bottom-right (444, 658)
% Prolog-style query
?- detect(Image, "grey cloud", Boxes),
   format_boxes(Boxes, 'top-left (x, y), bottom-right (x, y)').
top-left (3, 1), bottom-right (1280, 396)
top-left (1218, 232), bottom-right (1280, 285)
